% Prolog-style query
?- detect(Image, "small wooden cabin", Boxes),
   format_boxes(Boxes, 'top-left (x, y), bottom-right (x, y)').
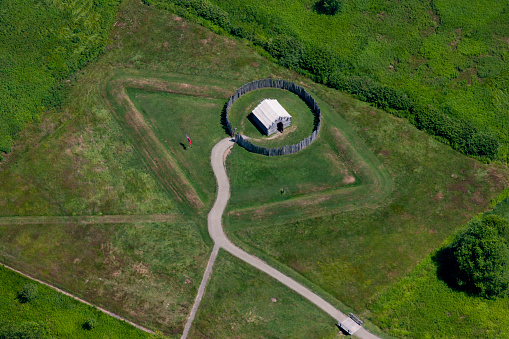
top-left (252, 99), bottom-right (292, 136)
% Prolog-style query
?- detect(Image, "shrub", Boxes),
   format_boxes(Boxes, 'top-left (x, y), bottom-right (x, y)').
top-left (265, 35), bottom-right (304, 69)
top-left (477, 56), bottom-right (505, 78)
top-left (451, 215), bottom-right (509, 298)
top-left (414, 106), bottom-right (499, 160)
top-left (172, 0), bottom-right (231, 29)
top-left (466, 131), bottom-right (500, 159)
top-left (17, 284), bottom-right (38, 303)
top-left (83, 318), bottom-right (97, 330)
top-left (314, 0), bottom-right (342, 15)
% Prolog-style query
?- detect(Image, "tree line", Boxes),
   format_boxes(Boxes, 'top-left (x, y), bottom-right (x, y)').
top-left (148, 0), bottom-right (501, 161)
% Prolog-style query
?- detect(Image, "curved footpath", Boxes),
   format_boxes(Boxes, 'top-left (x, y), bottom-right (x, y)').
top-left (183, 138), bottom-right (381, 339)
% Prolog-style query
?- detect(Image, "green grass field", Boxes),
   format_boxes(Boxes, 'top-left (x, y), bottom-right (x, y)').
top-left (0, 0), bottom-right (508, 337)
top-left (127, 88), bottom-right (227, 203)
top-left (0, 265), bottom-right (150, 338)
top-left (370, 198), bottom-right (509, 338)
top-left (225, 82), bottom-right (509, 315)
top-left (0, 221), bottom-right (209, 335)
top-left (188, 251), bottom-right (338, 338)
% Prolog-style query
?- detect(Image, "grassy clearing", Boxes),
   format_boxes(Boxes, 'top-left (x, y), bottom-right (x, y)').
top-left (226, 83), bottom-right (509, 315)
top-left (228, 88), bottom-right (315, 147)
top-left (188, 250), bottom-right (338, 338)
top-left (0, 265), bottom-right (149, 338)
top-left (0, 221), bottom-right (209, 335)
top-left (126, 87), bottom-right (227, 206)
top-left (368, 198), bottom-right (509, 338)
top-left (225, 89), bottom-right (391, 219)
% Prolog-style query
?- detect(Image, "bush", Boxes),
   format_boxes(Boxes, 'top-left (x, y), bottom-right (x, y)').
top-left (477, 56), bottom-right (505, 78)
top-left (451, 215), bottom-right (509, 298)
top-left (314, 0), bottom-right (342, 15)
top-left (17, 284), bottom-right (38, 303)
top-left (265, 35), bottom-right (304, 69)
top-left (172, 0), bottom-right (231, 29)
top-left (82, 318), bottom-right (97, 330)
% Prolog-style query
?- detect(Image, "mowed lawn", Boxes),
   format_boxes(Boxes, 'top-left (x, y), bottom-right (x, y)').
top-left (127, 88), bottom-right (229, 204)
top-left (188, 251), bottom-right (338, 339)
top-left (226, 83), bottom-right (509, 315)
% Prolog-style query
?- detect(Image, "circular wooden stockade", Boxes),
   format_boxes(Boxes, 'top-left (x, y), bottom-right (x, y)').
top-left (225, 79), bottom-right (321, 156)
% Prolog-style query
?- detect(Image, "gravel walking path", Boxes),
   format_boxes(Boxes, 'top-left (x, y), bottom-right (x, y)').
top-left (181, 138), bottom-right (381, 339)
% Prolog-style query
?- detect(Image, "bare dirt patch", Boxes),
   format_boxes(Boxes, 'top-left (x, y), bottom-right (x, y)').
top-left (342, 175), bottom-right (356, 185)
top-left (249, 125), bottom-right (298, 142)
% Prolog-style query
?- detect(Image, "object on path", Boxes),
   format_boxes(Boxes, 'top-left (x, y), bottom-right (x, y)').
top-left (338, 313), bottom-right (363, 335)
top-left (252, 99), bottom-right (292, 136)
top-left (186, 134), bottom-right (192, 147)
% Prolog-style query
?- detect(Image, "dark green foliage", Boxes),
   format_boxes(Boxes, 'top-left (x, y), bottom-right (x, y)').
top-left (0, 322), bottom-right (47, 339)
top-left (82, 318), bottom-right (97, 331)
top-left (266, 35), bottom-right (304, 69)
top-left (477, 56), bottom-right (506, 78)
top-left (17, 284), bottom-right (38, 304)
top-left (314, 0), bottom-right (342, 15)
top-left (466, 131), bottom-right (500, 159)
top-left (329, 75), bottom-right (413, 111)
top-left (0, 0), bottom-right (120, 155)
top-left (171, 0), bottom-right (230, 29)
top-left (414, 106), bottom-right (499, 159)
top-left (451, 215), bottom-right (509, 298)
top-left (155, 0), bottom-right (507, 161)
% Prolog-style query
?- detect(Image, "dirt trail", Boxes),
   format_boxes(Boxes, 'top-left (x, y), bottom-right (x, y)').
top-left (182, 138), bottom-right (381, 339)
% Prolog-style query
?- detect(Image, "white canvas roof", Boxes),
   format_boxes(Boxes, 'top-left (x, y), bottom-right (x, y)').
top-left (252, 99), bottom-right (291, 129)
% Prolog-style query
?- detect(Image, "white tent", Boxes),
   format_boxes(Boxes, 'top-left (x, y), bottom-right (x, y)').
top-left (251, 99), bottom-right (292, 136)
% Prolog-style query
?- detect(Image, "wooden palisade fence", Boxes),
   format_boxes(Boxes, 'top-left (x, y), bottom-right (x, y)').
top-left (226, 79), bottom-right (321, 156)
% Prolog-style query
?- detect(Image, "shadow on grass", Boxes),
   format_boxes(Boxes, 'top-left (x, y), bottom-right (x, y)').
top-left (312, 0), bottom-right (342, 15)
top-left (432, 246), bottom-right (477, 296)
top-left (246, 113), bottom-right (267, 136)
top-left (221, 102), bottom-right (231, 136)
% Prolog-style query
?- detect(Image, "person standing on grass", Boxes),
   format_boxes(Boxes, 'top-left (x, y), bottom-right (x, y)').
top-left (186, 134), bottom-right (192, 148)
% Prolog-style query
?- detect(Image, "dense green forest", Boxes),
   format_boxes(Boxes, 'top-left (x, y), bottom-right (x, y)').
top-left (150, 0), bottom-right (509, 161)
top-left (0, 0), bottom-right (120, 158)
